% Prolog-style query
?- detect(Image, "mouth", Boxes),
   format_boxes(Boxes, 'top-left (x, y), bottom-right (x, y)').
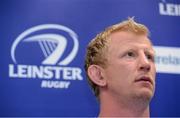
top-left (135, 76), bottom-right (153, 85)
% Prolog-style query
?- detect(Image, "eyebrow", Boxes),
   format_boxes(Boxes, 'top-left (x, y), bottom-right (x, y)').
top-left (144, 48), bottom-right (155, 55)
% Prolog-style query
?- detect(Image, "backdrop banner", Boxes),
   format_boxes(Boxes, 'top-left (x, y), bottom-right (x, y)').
top-left (0, 0), bottom-right (180, 117)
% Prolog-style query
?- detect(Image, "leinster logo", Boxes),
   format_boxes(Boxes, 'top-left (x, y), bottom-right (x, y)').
top-left (9, 24), bottom-right (83, 89)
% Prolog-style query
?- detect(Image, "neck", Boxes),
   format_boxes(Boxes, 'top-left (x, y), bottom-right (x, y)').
top-left (98, 92), bottom-right (150, 117)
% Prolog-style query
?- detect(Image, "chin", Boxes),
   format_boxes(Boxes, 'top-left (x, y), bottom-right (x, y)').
top-left (132, 88), bottom-right (154, 103)
top-left (137, 89), bottom-right (154, 101)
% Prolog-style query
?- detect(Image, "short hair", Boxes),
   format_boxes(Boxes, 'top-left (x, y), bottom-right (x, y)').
top-left (84, 17), bottom-right (150, 97)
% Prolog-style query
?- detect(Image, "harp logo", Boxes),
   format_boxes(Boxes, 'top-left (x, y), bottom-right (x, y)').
top-left (9, 24), bottom-right (83, 89)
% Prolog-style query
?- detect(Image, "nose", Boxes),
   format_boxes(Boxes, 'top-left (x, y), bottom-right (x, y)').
top-left (138, 54), bottom-right (151, 72)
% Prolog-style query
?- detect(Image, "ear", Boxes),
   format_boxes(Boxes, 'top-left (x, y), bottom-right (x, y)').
top-left (87, 65), bottom-right (107, 87)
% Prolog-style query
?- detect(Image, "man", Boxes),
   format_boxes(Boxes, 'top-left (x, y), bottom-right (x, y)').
top-left (84, 18), bottom-right (156, 117)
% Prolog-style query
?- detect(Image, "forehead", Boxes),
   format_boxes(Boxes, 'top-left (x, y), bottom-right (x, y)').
top-left (108, 31), bottom-right (153, 51)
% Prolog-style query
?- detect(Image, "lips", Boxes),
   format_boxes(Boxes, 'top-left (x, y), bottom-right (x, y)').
top-left (135, 76), bottom-right (153, 85)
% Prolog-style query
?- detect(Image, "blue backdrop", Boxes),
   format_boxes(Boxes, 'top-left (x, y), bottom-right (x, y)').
top-left (1, 0), bottom-right (180, 117)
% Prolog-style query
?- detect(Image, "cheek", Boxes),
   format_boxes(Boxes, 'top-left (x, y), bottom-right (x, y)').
top-left (120, 66), bottom-right (133, 78)
top-left (105, 63), bottom-right (135, 95)
top-left (151, 64), bottom-right (156, 78)
top-left (106, 62), bottom-right (135, 81)
top-left (118, 61), bottom-right (136, 73)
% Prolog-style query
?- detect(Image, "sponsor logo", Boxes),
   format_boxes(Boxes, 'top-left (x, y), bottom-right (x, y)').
top-left (9, 24), bottom-right (83, 89)
top-left (159, 1), bottom-right (180, 16)
top-left (154, 46), bottom-right (180, 74)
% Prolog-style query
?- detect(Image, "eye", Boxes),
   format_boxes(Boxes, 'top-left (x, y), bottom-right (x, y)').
top-left (127, 52), bottom-right (134, 57)
top-left (124, 51), bottom-right (136, 58)
top-left (146, 54), bottom-right (155, 62)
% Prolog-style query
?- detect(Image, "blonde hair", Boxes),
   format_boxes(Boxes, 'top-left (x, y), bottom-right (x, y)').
top-left (84, 18), bottom-right (150, 97)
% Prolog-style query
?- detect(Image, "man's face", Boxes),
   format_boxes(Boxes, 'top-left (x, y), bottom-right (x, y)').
top-left (103, 31), bottom-right (156, 102)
